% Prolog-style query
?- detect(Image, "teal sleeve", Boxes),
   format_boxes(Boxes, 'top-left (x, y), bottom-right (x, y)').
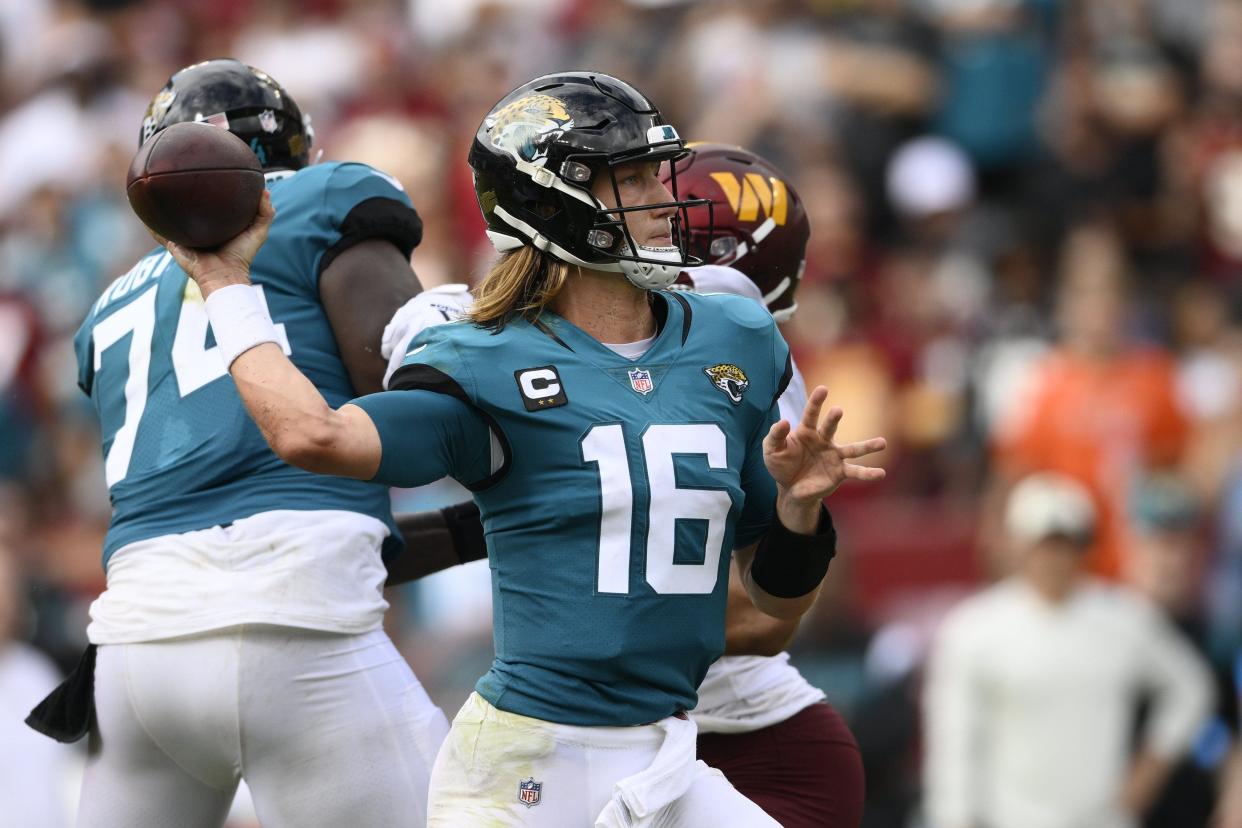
top-left (320, 163), bottom-right (422, 262)
top-left (352, 389), bottom-right (492, 488)
top-left (734, 402), bottom-right (779, 548)
top-left (771, 321), bottom-right (793, 408)
top-left (299, 162), bottom-right (423, 292)
top-left (733, 317), bottom-right (790, 545)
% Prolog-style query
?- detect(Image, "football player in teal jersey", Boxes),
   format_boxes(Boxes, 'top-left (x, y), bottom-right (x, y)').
top-left (33, 61), bottom-right (451, 828)
top-left (162, 71), bottom-right (886, 827)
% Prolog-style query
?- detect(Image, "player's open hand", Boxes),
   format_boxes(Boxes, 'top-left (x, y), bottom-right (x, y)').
top-left (762, 386), bottom-right (886, 505)
top-left (154, 190), bottom-right (276, 297)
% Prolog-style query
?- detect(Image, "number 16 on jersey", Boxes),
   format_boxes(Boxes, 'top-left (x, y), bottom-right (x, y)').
top-left (581, 423), bottom-right (732, 597)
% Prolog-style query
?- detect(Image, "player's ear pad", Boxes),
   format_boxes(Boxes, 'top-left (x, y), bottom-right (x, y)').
top-left (26, 644), bottom-right (97, 743)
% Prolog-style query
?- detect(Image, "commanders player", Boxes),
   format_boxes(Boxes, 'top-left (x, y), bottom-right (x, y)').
top-left (164, 71), bottom-right (886, 826)
top-left (671, 145), bottom-right (866, 828)
top-left (38, 61), bottom-right (449, 827)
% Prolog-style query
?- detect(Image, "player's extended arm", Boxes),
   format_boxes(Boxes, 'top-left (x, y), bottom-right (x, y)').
top-left (158, 193), bottom-right (383, 478)
top-left (721, 557), bottom-right (800, 656)
top-left (320, 238), bottom-right (421, 395)
top-left (386, 501), bottom-right (489, 587)
top-left (737, 386), bottom-right (885, 620)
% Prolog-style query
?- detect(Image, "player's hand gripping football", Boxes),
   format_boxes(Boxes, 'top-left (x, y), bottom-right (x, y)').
top-left (155, 191), bottom-right (276, 297)
top-left (763, 386), bottom-right (886, 508)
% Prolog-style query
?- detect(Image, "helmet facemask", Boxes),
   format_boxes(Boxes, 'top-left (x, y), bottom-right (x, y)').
top-left (575, 135), bottom-right (715, 290)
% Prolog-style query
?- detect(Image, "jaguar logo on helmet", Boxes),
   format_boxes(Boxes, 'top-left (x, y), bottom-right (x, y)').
top-left (704, 363), bottom-right (750, 404)
top-left (487, 94), bottom-right (574, 163)
top-left (140, 88), bottom-right (177, 145)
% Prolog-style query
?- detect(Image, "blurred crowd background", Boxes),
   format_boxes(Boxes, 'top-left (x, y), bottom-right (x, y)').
top-left (2, 0), bottom-right (1242, 826)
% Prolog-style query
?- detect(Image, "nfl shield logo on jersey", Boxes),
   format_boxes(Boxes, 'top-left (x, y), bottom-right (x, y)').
top-left (518, 778), bottom-right (542, 808)
top-left (628, 367), bottom-right (654, 395)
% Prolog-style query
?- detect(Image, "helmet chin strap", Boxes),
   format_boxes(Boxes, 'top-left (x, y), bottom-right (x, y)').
top-left (618, 248), bottom-right (681, 290)
top-left (615, 238), bottom-right (682, 290)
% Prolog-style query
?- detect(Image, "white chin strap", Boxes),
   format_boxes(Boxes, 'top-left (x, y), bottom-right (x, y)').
top-left (617, 245), bottom-right (682, 290)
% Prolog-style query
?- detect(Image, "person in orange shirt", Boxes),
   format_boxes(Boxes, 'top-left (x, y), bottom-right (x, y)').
top-left (992, 221), bottom-right (1188, 579)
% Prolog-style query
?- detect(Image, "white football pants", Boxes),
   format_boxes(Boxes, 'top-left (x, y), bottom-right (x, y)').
top-left (77, 625), bottom-right (449, 828)
top-left (428, 693), bottom-right (779, 827)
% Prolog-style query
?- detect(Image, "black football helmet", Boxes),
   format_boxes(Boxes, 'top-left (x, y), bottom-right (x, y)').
top-left (140, 59), bottom-right (312, 171)
top-left (666, 143), bottom-right (810, 321)
top-left (468, 71), bottom-right (711, 290)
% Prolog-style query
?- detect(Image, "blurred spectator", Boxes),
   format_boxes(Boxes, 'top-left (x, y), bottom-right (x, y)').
top-left (923, 473), bottom-right (1214, 828)
top-left (0, 542), bottom-right (78, 828)
top-left (925, 0), bottom-right (1057, 184)
top-left (0, 294), bottom-right (43, 482)
top-left (1126, 474), bottom-right (1242, 828)
top-left (990, 220), bottom-right (1188, 579)
top-left (886, 135), bottom-right (976, 227)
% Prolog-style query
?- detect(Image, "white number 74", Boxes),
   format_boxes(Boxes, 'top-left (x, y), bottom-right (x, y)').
top-left (92, 281), bottom-right (289, 487)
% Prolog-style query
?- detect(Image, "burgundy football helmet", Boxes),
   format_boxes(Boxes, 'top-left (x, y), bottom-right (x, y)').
top-left (665, 143), bottom-right (810, 321)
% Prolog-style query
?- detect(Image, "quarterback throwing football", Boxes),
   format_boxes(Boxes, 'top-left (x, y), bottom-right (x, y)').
top-left (164, 71), bottom-right (885, 827)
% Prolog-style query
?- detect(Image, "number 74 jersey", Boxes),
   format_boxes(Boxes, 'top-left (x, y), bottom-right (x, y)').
top-left (387, 290), bottom-right (791, 727)
top-left (72, 162), bottom-right (418, 567)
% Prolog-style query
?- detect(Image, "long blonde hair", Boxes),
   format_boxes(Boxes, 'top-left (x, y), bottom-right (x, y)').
top-left (469, 245), bottom-right (572, 329)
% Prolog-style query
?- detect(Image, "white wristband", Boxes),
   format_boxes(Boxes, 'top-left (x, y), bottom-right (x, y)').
top-left (204, 283), bottom-right (280, 368)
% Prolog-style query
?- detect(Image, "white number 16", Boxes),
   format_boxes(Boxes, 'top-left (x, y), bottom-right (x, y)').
top-left (580, 423), bottom-right (732, 596)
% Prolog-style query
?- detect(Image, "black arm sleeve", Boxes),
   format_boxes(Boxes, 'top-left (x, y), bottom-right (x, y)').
top-left (749, 504), bottom-right (837, 599)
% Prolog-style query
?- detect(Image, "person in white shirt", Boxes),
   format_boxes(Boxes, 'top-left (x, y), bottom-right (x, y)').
top-left (0, 547), bottom-right (78, 828)
top-left (923, 472), bottom-right (1215, 828)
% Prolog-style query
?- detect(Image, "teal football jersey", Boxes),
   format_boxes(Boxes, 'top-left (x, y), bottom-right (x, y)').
top-left (362, 291), bottom-right (791, 726)
top-left (75, 161), bottom-right (422, 566)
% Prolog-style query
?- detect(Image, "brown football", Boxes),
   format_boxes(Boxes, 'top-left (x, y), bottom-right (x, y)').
top-left (126, 121), bottom-right (265, 249)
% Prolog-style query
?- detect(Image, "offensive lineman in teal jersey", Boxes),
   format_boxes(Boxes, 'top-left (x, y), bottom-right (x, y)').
top-left (35, 61), bottom-right (450, 828)
top-left (163, 71), bottom-right (887, 827)
top-left (77, 153), bottom-right (408, 561)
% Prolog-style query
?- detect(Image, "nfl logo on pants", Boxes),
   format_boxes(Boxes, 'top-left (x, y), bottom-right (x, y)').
top-left (518, 778), bottom-right (542, 808)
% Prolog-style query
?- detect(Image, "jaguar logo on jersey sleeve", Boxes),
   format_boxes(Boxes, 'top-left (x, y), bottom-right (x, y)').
top-left (704, 363), bottom-right (750, 404)
top-left (487, 94), bottom-right (574, 163)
